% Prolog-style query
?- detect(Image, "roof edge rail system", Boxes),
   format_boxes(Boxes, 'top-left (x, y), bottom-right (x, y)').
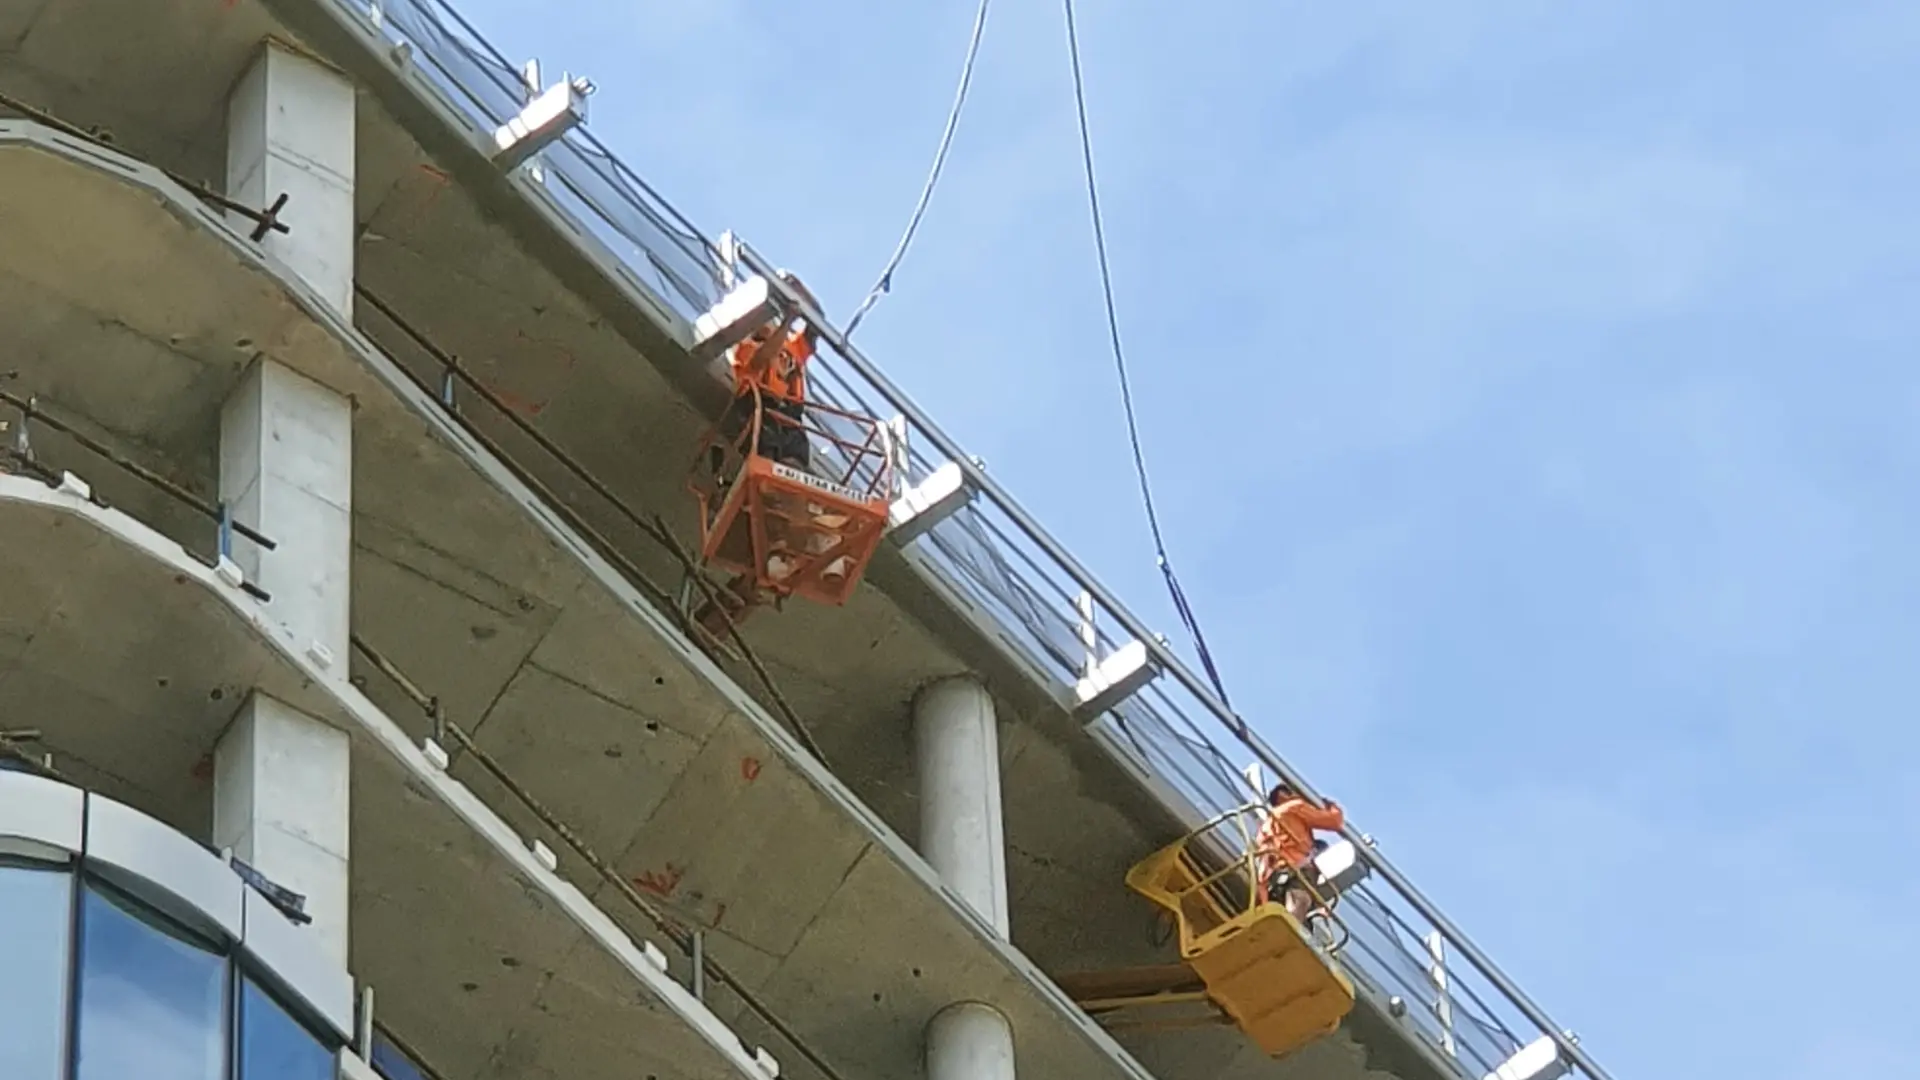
top-left (727, 240), bottom-right (1609, 1080)
top-left (274, 1), bottom-right (1608, 1075)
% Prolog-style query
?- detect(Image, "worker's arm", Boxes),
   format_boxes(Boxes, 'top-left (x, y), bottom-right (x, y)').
top-left (734, 336), bottom-right (771, 381)
top-left (1298, 801), bottom-right (1344, 832)
top-left (787, 327), bottom-right (817, 364)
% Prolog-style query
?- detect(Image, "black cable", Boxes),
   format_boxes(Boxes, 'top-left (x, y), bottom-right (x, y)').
top-left (1059, 0), bottom-right (1235, 708)
top-left (0, 385), bottom-right (277, 550)
top-left (843, 0), bottom-right (993, 339)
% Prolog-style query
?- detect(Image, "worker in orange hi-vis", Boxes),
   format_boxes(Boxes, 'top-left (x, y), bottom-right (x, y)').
top-left (717, 270), bottom-right (820, 474)
top-left (710, 272), bottom-right (854, 587)
top-left (1255, 782), bottom-right (1346, 922)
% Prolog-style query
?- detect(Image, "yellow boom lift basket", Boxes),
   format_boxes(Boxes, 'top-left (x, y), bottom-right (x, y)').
top-left (1123, 807), bottom-right (1356, 1058)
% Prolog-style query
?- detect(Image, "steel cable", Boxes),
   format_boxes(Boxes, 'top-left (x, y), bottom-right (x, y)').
top-left (1058, 0), bottom-right (1235, 708)
top-left (843, 0), bottom-right (994, 338)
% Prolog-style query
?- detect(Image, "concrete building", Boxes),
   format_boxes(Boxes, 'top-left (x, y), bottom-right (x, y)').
top-left (0, 2), bottom-right (1610, 1080)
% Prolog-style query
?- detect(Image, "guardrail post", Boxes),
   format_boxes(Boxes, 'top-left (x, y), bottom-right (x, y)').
top-left (1425, 930), bottom-right (1456, 1058)
top-left (1076, 590), bottom-right (1097, 679)
top-left (11, 395), bottom-right (32, 460)
top-left (691, 929), bottom-right (706, 1004)
top-left (355, 984), bottom-right (375, 1061)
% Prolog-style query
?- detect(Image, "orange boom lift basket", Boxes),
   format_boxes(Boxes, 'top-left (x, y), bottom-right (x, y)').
top-left (688, 388), bottom-right (895, 613)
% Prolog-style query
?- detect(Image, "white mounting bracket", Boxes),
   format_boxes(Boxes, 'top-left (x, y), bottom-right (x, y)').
top-left (215, 555), bottom-right (246, 590)
top-left (1070, 590), bottom-right (1159, 718)
top-left (1485, 1037), bottom-right (1572, 1080)
top-left (1073, 638), bottom-right (1157, 719)
top-left (492, 58), bottom-right (593, 171)
top-left (887, 461), bottom-right (971, 545)
top-left (690, 273), bottom-right (781, 373)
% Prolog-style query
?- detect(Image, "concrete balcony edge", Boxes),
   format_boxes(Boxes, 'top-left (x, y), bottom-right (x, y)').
top-left (0, 470), bottom-right (780, 1080)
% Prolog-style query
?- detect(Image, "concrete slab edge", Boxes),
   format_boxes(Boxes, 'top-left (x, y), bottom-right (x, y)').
top-left (0, 475), bottom-right (778, 1080)
top-left (0, 119), bottom-right (1163, 1080)
top-left (259, 0), bottom-right (696, 349)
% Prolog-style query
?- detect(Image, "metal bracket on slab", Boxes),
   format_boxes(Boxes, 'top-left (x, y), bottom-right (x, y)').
top-left (1071, 590), bottom-right (1160, 719)
top-left (493, 59), bottom-right (593, 172)
top-left (887, 460), bottom-right (972, 545)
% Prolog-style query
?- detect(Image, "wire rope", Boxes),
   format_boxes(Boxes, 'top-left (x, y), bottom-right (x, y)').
top-left (1058, 0), bottom-right (1235, 707)
top-left (843, 0), bottom-right (994, 338)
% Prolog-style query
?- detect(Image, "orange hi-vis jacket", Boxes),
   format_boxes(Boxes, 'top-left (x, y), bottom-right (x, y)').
top-left (731, 325), bottom-right (815, 403)
top-left (1256, 797), bottom-right (1345, 882)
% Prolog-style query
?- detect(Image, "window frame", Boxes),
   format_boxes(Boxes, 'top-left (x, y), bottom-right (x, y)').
top-left (232, 956), bottom-right (343, 1080)
top-left (1, 783), bottom-right (352, 1080)
top-left (0, 853), bottom-right (79, 1080)
top-left (70, 871), bottom-right (235, 1080)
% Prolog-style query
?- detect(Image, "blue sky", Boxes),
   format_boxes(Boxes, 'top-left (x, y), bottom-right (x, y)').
top-left (455, 2), bottom-right (1916, 1077)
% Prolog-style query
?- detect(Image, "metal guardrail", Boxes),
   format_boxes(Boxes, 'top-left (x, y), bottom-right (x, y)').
top-left (0, 386), bottom-right (279, 603)
top-left (329, 3), bottom-right (1606, 1078)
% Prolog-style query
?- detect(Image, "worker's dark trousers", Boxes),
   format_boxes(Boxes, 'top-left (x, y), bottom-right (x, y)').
top-left (719, 394), bottom-right (810, 471)
top-left (1266, 866), bottom-right (1323, 907)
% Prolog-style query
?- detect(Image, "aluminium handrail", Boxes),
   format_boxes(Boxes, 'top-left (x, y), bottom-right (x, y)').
top-left (736, 241), bottom-right (1609, 1080)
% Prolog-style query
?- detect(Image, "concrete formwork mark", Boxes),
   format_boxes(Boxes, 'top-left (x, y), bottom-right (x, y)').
top-left (354, 527), bottom-right (545, 623)
top-left (487, 326), bottom-right (579, 419)
top-left (0, 1), bottom-right (56, 53)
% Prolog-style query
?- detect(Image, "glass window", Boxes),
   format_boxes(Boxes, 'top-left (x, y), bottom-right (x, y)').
top-left (75, 880), bottom-right (228, 1080)
top-left (0, 860), bottom-right (73, 1079)
top-left (238, 975), bottom-right (334, 1080)
top-left (371, 1029), bottom-right (432, 1080)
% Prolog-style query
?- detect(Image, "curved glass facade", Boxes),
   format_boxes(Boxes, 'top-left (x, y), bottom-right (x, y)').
top-left (0, 857), bottom-right (72, 1077)
top-left (0, 857), bottom-right (339, 1080)
top-left (370, 1028), bottom-right (434, 1080)
top-left (240, 975), bottom-right (337, 1080)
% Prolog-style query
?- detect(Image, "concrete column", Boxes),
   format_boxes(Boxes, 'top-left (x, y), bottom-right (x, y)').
top-left (215, 358), bottom-right (353, 967)
top-left (215, 693), bottom-right (352, 966)
top-left (218, 50), bottom-right (356, 965)
top-left (913, 676), bottom-right (1016, 1080)
top-left (220, 358), bottom-right (353, 667)
top-left (928, 1002), bottom-right (1016, 1080)
top-left (226, 41), bottom-right (356, 318)
top-left (912, 675), bottom-right (1009, 936)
